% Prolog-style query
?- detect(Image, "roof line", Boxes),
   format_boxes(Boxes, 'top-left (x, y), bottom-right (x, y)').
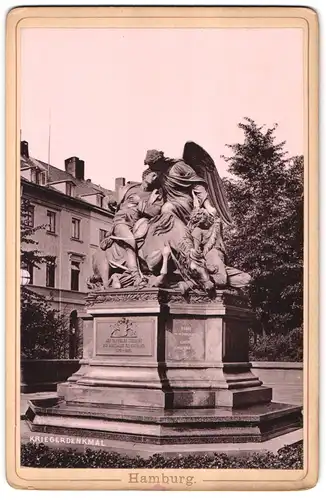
top-left (47, 179), bottom-right (77, 186)
top-left (21, 178), bottom-right (115, 217)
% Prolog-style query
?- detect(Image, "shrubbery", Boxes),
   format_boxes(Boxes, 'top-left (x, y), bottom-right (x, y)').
top-left (21, 288), bottom-right (72, 359)
top-left (249, 327), bottom-right (303, 362)
top-left (21, 442), bottom-right (303, 469)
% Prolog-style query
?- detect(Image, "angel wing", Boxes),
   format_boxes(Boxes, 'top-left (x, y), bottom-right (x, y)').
top-left (183, 141), bottom-right (233, 225)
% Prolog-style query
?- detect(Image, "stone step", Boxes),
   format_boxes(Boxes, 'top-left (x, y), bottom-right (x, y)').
top-left (26, 398), bottom-right (302, 445)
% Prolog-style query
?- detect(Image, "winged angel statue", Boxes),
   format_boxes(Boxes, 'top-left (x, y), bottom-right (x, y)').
top-left (89, 142), bottom-right (251, 293)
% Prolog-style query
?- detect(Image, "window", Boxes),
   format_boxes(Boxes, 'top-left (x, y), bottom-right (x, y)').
top-left (47, 211), bottom-right (56, 234)
top-left (30, 168), bottom-right (37, 184)
top-left (66, 183), bottom-right (74, 197)
top-left (98, 195), bottom-right (104, 208)
top-left (27, 262), bottom-right (34, 285)
top-left (32, 168), bottom-right (46, 185)
top-left (99, 229), bottom-right (107, 244)
top-left (39, 171), bottom-right (47, 186)
top-left (46, 259), bottom-right (56, 288)
top-left (69, 310), bottom-right (79, 359)
top-left (71, 261), bottom-right (80, 291)
top-left (71, 218), bottom-right (81, 240)
top-left (25, 205), bottom-right (34, 228)
top-left (22, 262), bottom-right (34, 285)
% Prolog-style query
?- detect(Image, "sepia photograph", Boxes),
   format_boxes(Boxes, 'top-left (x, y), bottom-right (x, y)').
top-left (5, 6), bottom-right (319, 491)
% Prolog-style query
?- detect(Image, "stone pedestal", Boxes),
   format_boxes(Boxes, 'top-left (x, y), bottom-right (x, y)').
top-left (59, 289), bottom-right (271, 409)
top-left (26, 288), bottom-right (302, 447)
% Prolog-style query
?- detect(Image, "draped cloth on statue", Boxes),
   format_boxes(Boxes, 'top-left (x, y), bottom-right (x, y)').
top-left (160, 159), bottom-right (208, 224)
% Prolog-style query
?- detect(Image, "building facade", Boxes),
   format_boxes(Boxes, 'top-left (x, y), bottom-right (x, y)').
top-left (20, 141), bottom-right (121, 356)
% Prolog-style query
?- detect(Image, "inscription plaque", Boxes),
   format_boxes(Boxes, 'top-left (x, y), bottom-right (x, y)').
top-left (167, 318), bottom-right (205, 361)
top-left (95, 317), bottom-right (155, 356)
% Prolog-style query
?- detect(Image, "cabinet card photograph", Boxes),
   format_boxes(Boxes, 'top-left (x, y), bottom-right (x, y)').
top-left (6, 6), bottom-right (318, 491)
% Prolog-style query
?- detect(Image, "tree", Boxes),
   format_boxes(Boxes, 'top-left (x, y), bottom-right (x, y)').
top-left (21, 197), bottom-right (71, 359)
top-left (222, 118), bottom-right (303, 359)
top-left (21, 198), bottom-right (48, 270)
top-left (21, 288), bottom-right (71, 359)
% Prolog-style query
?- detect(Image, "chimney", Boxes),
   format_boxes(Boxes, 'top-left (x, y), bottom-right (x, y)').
top-left (115, 177), bottom-right (126, 193)
top-left (20, 140), bottom-right (29, 158)
top-left (64, 156), bottom-right (85, 180)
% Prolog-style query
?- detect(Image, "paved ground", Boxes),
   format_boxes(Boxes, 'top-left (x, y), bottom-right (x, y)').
top-left (266, 386), bottom-right (303, 406)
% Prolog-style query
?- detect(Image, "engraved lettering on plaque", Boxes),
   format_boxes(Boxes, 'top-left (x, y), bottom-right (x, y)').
top-left (167, 318), bottom-right (205, 361)
top-left (95, 317), bottom-right (155, 357)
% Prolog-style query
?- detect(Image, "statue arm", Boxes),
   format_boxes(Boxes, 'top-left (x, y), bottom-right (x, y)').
top-left (138, 189), bottom-right (163, 218)
top-left (141, 203), bottom-right (162, 218)
top-left (192, 227), bottom-right (203, 252)
top-left (192, 184), bottom-right (208, 207)
top-left (204, 219), bottom-right (227, 257)
top-left (192, 184), bottom-right (217, 216)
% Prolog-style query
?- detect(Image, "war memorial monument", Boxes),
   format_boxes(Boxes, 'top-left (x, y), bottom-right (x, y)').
top-left (26, 142), bottom-right (302, 453)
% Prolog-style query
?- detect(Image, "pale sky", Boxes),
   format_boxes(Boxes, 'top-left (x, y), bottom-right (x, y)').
top-left (21, 28), bottom-right (304, 191)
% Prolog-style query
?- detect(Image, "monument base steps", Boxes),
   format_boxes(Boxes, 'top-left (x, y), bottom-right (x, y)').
top-left (26, 398), bottom-right (302, 446)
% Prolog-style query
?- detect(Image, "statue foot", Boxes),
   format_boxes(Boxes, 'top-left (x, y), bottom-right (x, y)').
top-left (178, 280), bottom-right (193, 295)
top-left (203, 280), bottom-right (215, 292)
top-left (110, 275), bottom-right (121, 289)
top-left (212, 275), bottom-right (228, 288)
top-left (86, 276), bottom-right (103, 290)
top-left (132, 274), bottom-right (148, 288)
top-left (148, 274), bottom-right (166, 288)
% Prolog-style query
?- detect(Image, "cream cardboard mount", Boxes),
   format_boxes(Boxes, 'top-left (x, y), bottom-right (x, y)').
top-left (6, 5), bottom-right (318, 491)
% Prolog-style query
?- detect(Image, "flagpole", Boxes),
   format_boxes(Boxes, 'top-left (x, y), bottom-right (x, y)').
top-left (47, 108), bottom-right (51, 182)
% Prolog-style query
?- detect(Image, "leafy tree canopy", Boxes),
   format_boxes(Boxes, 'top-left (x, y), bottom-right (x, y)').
top-left (222, 118), bottom-right (303, 340)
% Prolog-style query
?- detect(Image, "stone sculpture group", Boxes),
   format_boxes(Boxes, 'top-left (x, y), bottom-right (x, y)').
top-left (89, 142), bottom-right (251, 294)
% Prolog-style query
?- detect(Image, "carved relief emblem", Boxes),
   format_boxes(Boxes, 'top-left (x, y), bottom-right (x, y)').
top-left (109, 317), bottom-right (137, 338)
